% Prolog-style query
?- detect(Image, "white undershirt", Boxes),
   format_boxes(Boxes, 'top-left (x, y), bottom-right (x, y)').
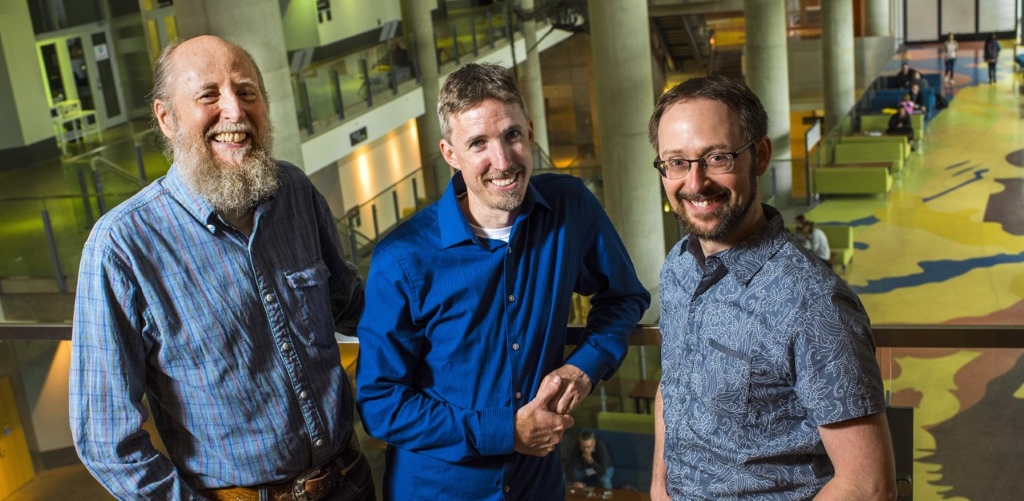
top-left (470, 223), bottom-right (512, 242)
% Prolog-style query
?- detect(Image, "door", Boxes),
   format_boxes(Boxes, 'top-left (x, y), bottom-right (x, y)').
top-left (36, 26), bottom-right (128, 130)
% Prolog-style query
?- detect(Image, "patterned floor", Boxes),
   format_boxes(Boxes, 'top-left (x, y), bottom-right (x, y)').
top-left (803, 42), bottom-right (1024, 500)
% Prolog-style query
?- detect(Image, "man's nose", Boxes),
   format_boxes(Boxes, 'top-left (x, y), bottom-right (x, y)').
top-left (218, 92), bottom-right (245, 122)
top-left (491, 143), bottom-right (513, 170)
top-left (682, 162), bottom-right (708, 191)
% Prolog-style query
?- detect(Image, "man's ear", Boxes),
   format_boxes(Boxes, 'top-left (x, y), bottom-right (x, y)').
top-left (439, 138), bottom-right (461, 171)
top-left (754, 136), bottom-right (773, 177)
top-left (154, 100), bottom-right (174, 139)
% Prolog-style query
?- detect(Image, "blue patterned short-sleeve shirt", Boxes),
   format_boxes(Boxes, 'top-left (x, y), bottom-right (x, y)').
top-left (659, 205), bottom-right (884, 500)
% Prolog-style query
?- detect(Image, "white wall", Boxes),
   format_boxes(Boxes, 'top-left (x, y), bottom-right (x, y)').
top-left (282, 0), bottom-right (422, 50)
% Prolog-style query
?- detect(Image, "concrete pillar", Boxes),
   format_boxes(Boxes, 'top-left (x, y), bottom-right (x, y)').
top-left (401, 0), bottom-right (447, 199)
top-left (744, 0), bottom-right (791, 206)
top-left (173, 0), bottom-right (304, 169)
top-left (587, 0), bottom-right (664, 320)
top-left (520, 0), bottom-right (549, 156)
top-left (0, 0), bottom-right (56, 153)
top-left (822, 0), bottom-right (856, 134)
top-left (865, 0), bottom-right (891, 37)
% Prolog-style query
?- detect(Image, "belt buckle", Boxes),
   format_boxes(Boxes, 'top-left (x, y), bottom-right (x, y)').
top-left (291, 466), bottom-right (322, 501)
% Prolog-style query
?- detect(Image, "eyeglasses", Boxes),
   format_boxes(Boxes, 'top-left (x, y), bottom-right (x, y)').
top-left (653, 138), bottom-right (758, 179)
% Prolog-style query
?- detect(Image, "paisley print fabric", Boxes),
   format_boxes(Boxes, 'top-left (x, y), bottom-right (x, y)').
top-left (658, 204), bottom-right (885, 500)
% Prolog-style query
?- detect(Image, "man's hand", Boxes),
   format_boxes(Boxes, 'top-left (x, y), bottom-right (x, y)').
top-left (514, 375), bottom-right (574, 457)
top-left (546, 364), bottom-right (593, 415)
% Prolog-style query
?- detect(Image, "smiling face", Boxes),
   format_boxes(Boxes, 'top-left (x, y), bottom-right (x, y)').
top-left (656, 98), bottom-right (770, 255)
top-left (439, 98), bottom-right (534, 229)
top-left (153, 36), bottom-right (278, 214)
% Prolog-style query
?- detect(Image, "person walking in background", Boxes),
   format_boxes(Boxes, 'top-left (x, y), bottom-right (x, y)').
top-left (646, 74), bottom-right (895, 500)
top-left (356, 63), bottom-right (650, 500)
top-left (943, 32), bottom-right (959, 84)
top-left (984, 34), bottom-right (1002, 84)
top-left (70, 35), bottom-right (374, 500)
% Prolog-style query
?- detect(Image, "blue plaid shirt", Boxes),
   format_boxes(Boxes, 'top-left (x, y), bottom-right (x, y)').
top-left (659, 205), bottom-right (885, 500)
top-left (357, 172), bottom-right (650, 500)
top-left (70, 162), bottom-right (364, 498)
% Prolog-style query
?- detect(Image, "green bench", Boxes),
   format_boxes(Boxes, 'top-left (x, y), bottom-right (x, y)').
top-left (833, 141), bottom-right (904, 174)
top-left (785, 223), bottom-right (855, 272)
top-left (814, 165), bottom-right (892, 196)
top-left (820, 225), bottom-right (854, 271)
top-left (840, 134), bottom-right (910, 160)
top-left (860, 113), bottom-right (924, 142)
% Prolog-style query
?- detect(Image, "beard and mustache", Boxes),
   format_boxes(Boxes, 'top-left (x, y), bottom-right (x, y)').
top-left (483, 163), bottom-right (528, 212)
top-left (673, 167), bottom-right (759, 243)
top-left (170, 116), bottom-right (280, 215)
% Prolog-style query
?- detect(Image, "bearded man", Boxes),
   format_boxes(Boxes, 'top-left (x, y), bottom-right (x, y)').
top-left (70, 35), bottom-right (375, 501)
top-left (355, 63), bottom-right (649, 500)
top-left (647, 74), bottom-right (896, 501)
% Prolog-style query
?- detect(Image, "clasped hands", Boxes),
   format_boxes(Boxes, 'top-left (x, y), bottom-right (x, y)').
top-left (513, 364), bottom-right (592, 457)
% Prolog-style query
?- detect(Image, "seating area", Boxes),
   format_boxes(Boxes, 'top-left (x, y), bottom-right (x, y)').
top-left (833, 141), bottom-right (905, 173)
top-left (819, 224), bottom-right (854, 271)
top-left (814, 164), bottom-right (892, 196)
top-left (581, 428), bottom-right (655, 491)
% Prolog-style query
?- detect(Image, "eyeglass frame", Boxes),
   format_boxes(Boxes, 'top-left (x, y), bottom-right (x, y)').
top-left (652, 137), bottom-right (759, 179)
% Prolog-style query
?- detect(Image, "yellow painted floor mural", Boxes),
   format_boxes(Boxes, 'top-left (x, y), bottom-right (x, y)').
top-left (804, 42), bottom-right (1024, 500)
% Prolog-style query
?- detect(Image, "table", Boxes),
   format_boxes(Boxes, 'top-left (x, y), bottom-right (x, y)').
top-left (567, 486), bottom-right (651, 501)
top-left (628, 379), bottom-right (659, 414)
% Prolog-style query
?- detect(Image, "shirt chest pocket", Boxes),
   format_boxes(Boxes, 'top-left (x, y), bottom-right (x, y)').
top-left (285, 260), bottom-right (333, 345)
top-left (699, 339), bottom-right (751, 418)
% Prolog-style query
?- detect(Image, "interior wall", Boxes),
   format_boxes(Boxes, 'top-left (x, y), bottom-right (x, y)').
top-left (282, 0), bottom-right (413, 50)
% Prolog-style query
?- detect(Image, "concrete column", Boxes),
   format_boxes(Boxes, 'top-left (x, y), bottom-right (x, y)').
top-left (401, 0), bottom-right (447, 199)
top-left (587, 0), bottom-right (664, 320)
top-left (520, 0), bottom-right (549, 155)
top-left (822, 0), bottom-right (856, 134)
top-left (865, 0), bottom-right (891, 37)
top-left (744, 0), bottom-right (791, 206)
top-left (173, 0), bottom-right (304, 169)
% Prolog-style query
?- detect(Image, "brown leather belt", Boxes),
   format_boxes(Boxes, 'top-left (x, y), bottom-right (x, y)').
top-left (204, 435), bottom-right (363, 501)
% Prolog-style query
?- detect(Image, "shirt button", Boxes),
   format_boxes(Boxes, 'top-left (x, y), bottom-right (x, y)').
top-left (265, 293), bottom-right (275, 303)
top-left (315, 439), bottom-right (324, 448)
top-left (504, 485), bottom-right (510, 493)
top-left (206, 224), bottom-right (216, 232)
top-left (300, 390), bottom-right (309, 399)
top-left (508, 294), bottom-right (515, 303)
top-left (515, 391), bottom-right (523, 399)
top-left (512, 343), bottom-right (520, 351)
top-left (507, 246), bottom-right (512, 254)
top-left (281, 342), bottom-right (291, 352)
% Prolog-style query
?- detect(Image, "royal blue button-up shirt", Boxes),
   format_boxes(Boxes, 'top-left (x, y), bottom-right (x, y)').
top-left (357, 172), bottom-right (650, 500)
top-left (70, 162), bottom-right (364, 498)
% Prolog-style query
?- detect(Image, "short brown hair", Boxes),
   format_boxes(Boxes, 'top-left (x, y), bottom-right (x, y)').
top-left (437, 63), bottom-right (528, 141)
top-left (648, 75), bottom-right (768, 153)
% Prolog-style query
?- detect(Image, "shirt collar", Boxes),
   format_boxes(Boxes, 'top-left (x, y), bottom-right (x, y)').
top-left (163, 164), bottom-right (218, 227)
top-left (682, 203), bottom-right (787, 285)
top-left (438, 171), bottom-right (550, 249)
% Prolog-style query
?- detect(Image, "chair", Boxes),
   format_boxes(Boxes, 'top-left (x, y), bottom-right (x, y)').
top-left (52, 100), bottom-right (101, 154)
